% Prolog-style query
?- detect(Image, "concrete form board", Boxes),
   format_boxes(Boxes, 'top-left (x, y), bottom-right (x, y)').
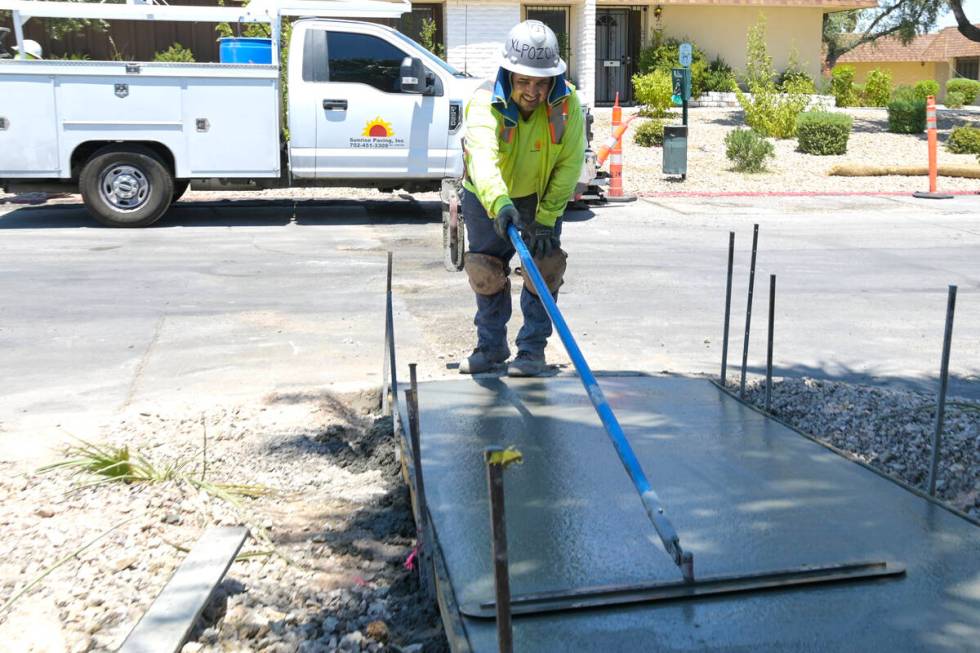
top-left (408, 374), bottom-right (980, 652)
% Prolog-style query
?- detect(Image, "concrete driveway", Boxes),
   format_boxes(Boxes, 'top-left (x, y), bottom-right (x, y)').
top-left (1, 192), bottom-right (978, 467)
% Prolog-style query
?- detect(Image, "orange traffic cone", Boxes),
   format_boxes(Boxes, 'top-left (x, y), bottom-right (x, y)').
top-left (606, 93), bottom-right (637, 203)
top-left (913, 95), bottom-right (952, 200)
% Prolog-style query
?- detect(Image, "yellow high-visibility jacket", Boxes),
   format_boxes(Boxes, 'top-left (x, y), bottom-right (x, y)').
top-left (462, 71), bottom-right (586, 228)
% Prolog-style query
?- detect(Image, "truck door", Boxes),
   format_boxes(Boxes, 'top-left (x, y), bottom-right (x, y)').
top-left (313, 29), bottom-right (447, 179)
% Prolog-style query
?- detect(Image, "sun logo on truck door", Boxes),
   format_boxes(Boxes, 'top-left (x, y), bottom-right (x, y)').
top-left (363, 117), bottom-right (394, 138)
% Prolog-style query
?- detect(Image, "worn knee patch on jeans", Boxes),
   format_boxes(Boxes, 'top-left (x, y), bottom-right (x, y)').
top-left (522, 248), bottom-right (567, 297)
top-left (465, 253), bottom-right (509, 295)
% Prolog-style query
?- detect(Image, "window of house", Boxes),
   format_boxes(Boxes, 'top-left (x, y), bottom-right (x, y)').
top-left (327, 32), bottom-right (407, 93)
top-left (955, 57), bottom-right (979, 81)
top-left (524, 5), bottom-right (571, 71)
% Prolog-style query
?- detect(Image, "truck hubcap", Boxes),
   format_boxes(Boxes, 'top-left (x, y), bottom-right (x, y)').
top-left (100, 165), bottom-right (149, 211)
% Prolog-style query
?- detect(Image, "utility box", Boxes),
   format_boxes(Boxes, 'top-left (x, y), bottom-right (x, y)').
top-left (663, 124), bottom-right (688, 177)
top-left (671, 67), bottom-right (691, 106)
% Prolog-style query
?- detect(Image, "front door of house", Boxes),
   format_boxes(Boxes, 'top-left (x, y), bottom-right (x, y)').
top-left (595, 8), bottom-right (634, 104)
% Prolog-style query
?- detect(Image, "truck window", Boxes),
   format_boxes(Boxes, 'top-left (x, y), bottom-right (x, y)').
top-left (327, 32), bottom-right (407, 94)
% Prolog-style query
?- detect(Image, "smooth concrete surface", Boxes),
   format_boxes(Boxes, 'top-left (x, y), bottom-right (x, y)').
top-left (412, 375), bottom-right (980, 652)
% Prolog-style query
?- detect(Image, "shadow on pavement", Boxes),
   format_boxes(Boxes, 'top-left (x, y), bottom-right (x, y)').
top-left (0, 197), bottom-right (443, 229)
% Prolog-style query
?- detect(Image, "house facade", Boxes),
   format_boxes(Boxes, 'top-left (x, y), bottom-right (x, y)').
top-left (435, 0), bottom-right (874, 106)
top-left (838, 24), bottom-right (980, 99)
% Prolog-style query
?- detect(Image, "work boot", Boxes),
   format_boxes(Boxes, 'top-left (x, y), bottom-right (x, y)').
top-left (459, 345), bottom-right (511, 374)
top-left (507, 351), bottom-right (547, 377)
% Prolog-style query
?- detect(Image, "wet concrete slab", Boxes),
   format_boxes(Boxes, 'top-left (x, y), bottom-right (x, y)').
top-left (409, 374), bottom-right (980, 652)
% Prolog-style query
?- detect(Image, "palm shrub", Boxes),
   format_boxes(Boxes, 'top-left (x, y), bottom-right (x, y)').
top-left (913, 79), bottom-right (940, 102)
top-left (887, 98), bottom-right (926, 133)
top-left (863, 68), bottom-right (892, 107)
top-left (634, 119), bottom-right (666, 147)
top-left (945, 91), bottom-right (966, 109)
top-left (632, 70), bottom-right (673, 118)
top-left (734, 15), bottom-right (810, 139)
top-left (725, 128), bottom-right (774, 173)
top-left (796, 112), bottom-right (853, 155)
top-left (703, 56), bottom-right (736, 93)
top-left (946, 79), bottom-right (979, 105)
top-left (830, 65), bottom-right (857, 107)
top-left (945, 125), bottom-right (980, 155)
top-left (154, 43), bottom-right (195, 63)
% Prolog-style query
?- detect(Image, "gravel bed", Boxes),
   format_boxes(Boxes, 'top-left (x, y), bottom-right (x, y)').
top-left (729, 376), bottom-right (979, 521)
top-left (595, 106), bottom-right (980, 195)
top-left (0, 390), bottom-right (446, 653)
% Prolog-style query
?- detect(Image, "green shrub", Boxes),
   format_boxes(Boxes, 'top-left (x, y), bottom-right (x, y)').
top-left (887, 99), bottom-right (926, 133)
top-left (945, 91), bottom-right (966, 109)
top-left (637, 32), bottom-right (709, 98)
top-left (892, 84), bottom-right (918, 103)
top-left (632, 70), bottom-right (673, 118)
top-left (796, 111), bottom-right (853, 155)
top-left (863, 68), bottom-right (892, 107)
top-left (703, 56), bottom-right (736, 93)
top-left (913, 79), bottom-right (940, 102)
top-left (153, 42), bottom-right (195, 63)
top-left (946, 78), bottom-right (980, 104)
top-left (734, 15), bottom-right (810, 139)
top-left (634, 119), bottom-right (666, 147)
top-left (852, 83), bottom-right (866, 104)
top-left (830, 65), bottom-right (857, 107)
top-left (946, 124), bottom-right (980, 155)
top-left (777, 47), bottom-right (814, 93)
top-left (725, 128), bottom-right (775, 173)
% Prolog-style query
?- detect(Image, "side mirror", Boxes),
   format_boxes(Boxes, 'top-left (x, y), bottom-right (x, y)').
top-left (400, 56), bottom-right (432, 95)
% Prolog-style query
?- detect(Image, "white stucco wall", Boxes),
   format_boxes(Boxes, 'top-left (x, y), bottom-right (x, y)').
top-left (445, 0), bottom-right (520, 82)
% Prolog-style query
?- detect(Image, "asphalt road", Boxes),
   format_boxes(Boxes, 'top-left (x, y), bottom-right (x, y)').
top-left (1, 192), bottom-right (978, 467)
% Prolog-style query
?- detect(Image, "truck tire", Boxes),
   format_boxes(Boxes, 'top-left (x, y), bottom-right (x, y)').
top-left (79, 145), bottom-right (174, 228)
top-left (441, 178), bottom-right (465, 272)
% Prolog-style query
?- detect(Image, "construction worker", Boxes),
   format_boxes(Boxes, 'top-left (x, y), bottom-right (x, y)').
top-left (12, 39), bottom-right (43, 60)
top-left (459, 20), bottom-right (585, 377)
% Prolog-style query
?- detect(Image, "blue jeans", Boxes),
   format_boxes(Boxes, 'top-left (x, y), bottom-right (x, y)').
top-left (463, 189), bottom-right (563, 356)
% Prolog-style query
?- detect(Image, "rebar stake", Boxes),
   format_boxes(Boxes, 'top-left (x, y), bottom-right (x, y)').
top-left (406, 375), bottom-right (434, 600)
top-left (485, 446), bottom-right (522, 653)
top-left (766, 274), bottom-right (776, 412)
top-left (740, 224), bottom-right (759, 397)
top-left (928, 285), bottom-right (957, 497)
top-left (721, 231), bottom-right (735, 385)
top-left (380, 252), bottom-right (394, 414)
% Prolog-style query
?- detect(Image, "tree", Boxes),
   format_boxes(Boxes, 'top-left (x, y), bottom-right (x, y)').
top-left (946, 0), bottom-right (980, 42)
top-left (823, 0), bottom-right (945, 70)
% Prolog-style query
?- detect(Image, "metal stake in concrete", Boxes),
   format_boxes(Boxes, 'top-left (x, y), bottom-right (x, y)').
top-left (380, 252), bottom-right (397, 415)
top-left (766, 274), bottom-right (776, 413)
top-left (407, 365), bottom-right (434, 600)
top-left (928, 285), bottom-right (957, 497)
top-left (484, 446), bottom-right (523, 653)
top-left (740, 224), bottom-right (759, 397)
top-left (721, 231), bottom-right (735, 385)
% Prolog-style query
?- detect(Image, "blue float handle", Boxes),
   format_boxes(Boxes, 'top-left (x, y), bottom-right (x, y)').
top-left (508, 225), bottom-right (694, 581)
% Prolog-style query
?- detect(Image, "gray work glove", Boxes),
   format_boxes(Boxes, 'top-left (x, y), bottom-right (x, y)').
top-left (493, 204), bottom-right (521, 241)
top-left (525, 222), bottom-right (559, 258)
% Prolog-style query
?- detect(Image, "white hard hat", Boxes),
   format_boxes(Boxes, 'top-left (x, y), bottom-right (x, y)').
top-left (13, 39), bottom-right (42, 60)
top-left (500, 20), bottom-right (566, 78)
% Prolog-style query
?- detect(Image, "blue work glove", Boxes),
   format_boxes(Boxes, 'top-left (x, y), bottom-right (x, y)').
top-left (493, 204), bottom-right (521, 240)
top-left (525, 222), bottom-right (559, 258)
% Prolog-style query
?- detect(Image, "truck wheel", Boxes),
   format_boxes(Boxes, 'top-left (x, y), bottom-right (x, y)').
top-left (441, 179), bottom-right (465, 272)
top-left (172, 180), bottom-right (190, 203)
top-left (79, 145), bottom-right (174, 228)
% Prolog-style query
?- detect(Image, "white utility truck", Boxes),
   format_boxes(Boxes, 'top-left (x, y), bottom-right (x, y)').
top-left (0, 0), bottom-right (597, 236)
